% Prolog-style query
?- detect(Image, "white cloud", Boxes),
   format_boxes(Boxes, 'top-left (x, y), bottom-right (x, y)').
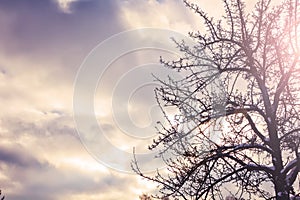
top-left (119, 0), bottom-right (201, 33)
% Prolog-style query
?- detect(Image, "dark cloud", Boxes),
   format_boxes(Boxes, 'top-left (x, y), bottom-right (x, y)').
top-left (0, 117), bottom-right (135, 200)
top-left (8, 171), bottom-right (133, 200)
top-left (0, 0), bottom-right (122, 50)
top-left (0, 145), bottom-right (43, 168)
top-left (0, 0), bottom-right (124, 80)
top-left (0, 110), bottom-right (141, 199)
top-left (0, 144), bottom-right (133, 200)
top-left (1, 113), bottom-right (77, 139)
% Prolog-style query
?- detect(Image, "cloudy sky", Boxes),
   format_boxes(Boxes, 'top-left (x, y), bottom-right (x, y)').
top-left (0, 0), bottom-right (271, 199)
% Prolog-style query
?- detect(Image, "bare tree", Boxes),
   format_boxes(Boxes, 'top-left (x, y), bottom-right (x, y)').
top-left (140, 194), bottom-right (153, 200)
top-left (139, 194), bottom-right (171, 200)
top-left (133, 0), bottom-right (300, 199)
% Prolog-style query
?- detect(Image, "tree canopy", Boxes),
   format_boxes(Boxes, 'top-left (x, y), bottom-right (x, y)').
top-left (133, 0), bottom-right (300, 199)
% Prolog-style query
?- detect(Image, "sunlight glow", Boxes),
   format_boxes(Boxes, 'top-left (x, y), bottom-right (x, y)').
top-left (60, 157), bottom-right (109, 173)
top-left (56, 0), bottom-right (78, 13)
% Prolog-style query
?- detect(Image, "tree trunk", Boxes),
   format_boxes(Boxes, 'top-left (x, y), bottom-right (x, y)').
top-left (274, 175), bottom-right (290, 200)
